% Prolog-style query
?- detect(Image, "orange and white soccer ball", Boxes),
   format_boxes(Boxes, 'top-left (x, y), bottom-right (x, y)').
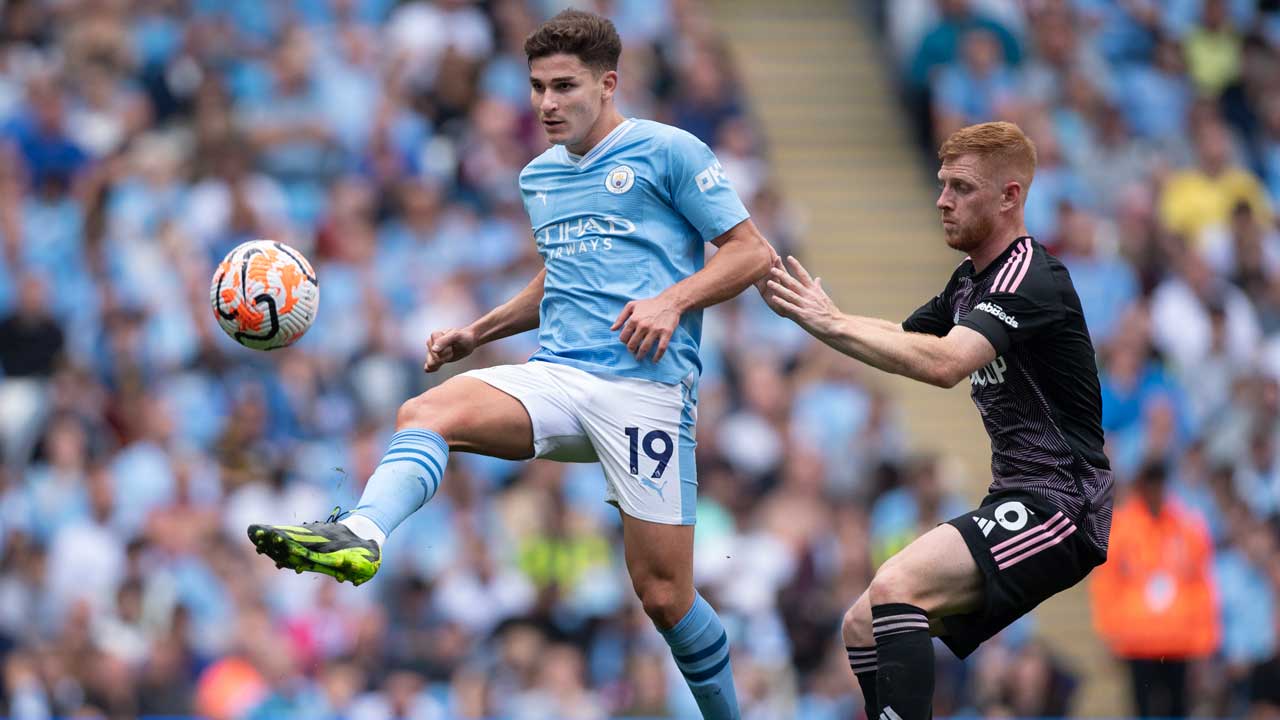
top-left (210, 240), bottom-right (319, 350)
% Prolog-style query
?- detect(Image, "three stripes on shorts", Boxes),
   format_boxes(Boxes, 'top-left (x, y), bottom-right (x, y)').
top-left (991, 510), bottom-right (1076, 570)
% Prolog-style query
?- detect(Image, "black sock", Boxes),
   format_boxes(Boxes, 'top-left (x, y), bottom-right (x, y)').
top-left (872, 603), bottom-right (933, 720)
top-left (847, 645), bottom-right (878, 718)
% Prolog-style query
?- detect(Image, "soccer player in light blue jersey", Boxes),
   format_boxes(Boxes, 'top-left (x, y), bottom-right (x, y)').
top-left (248, 9), bottom-right (775, 719)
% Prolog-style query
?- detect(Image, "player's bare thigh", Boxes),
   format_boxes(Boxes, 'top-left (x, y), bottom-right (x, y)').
top-left (845, 523), bottom-right (984, 644)
top-left (871, 523), bottom-right (984, 615)
top-left (619, 510), bottom-right (696, 629)
top-left (396, 376), bottom-right (535, 460)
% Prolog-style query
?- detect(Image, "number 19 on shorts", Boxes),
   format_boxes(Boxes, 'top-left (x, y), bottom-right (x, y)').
top-left (625, 427), bottom-right (673, 479)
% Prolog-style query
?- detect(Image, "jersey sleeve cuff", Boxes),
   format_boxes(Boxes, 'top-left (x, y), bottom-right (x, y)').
top-left (701, 209), bottom-right (751, 243)
top-left (959, 313), bottom-right (1011, 355)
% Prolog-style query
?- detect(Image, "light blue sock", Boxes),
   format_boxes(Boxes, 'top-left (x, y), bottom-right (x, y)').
top-left (349, 429), bottom-right (448, 539)
top-left (659, 592), bottom-right (740, 720)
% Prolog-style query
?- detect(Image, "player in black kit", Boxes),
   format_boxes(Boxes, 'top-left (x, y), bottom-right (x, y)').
top-left (763, 121), bottom-right (1112, 720)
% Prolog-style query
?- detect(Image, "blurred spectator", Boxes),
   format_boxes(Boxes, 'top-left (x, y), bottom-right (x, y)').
top-left (1233, 429), bottom-right (1280, 521)
top-left (1017, 4), bottom-right (1110, 110)
top-left (906, 0), bottom-right (1021, 92)
top-left (4, 72), bottom-right (89, 191)
top-left (931, 29), bottom-right (1017, 143)
top-left (867, 455), bottom-right (966, 569)
top-left (1098, 309), bottom-right (1170, 445)
top-left (1258, 94), bottom-right (1280, 205)
top-left (0, 270), bottom-right (64, 377)
top-left (1201, 200), bottom-right (1280, 305)
top-left (7, 413), bottom-right (90, 544)
top-left (0, 272), bottom-right (64, 470)
top-left (1055, 206), bottom-right (1139, 345)
top-left (971, 637), bottom-right (1078, 717)
top-left (1071, 0), bottom-right (1159, 64)
top-left (1159, 119), bottom-right (1272, 245)
top-left (1184, 0), bottom-right (1244, 98)
top-left (46, 464), bottom-right (126, 623)
top-left (898, 0), bottom-right (1021, 145)
top-left (1091, 461), bottom-right (1220, 718)
top-left (509, 643), bottom-right (607, 720)
top-left (668, 46), bottom-right (743, 146)
top-left (1150, 245), bottom-right (1261, 374)
top-left (347, 669), bottom-right (446, 720)
top-left (1213, 507), bottom-right (1276, 713)
top-left (435, 524), bottom-right (536, 636)
top-left (1169, 443), bottom-right (1230, 545)
top-left (1021, 114), bottom-right (1091, 240)
top-left (238, 27), bottom-right (341, 218)
top-left (1115, 34), bottom-right (1195, 149)
top-left (1077, 107), bottom-right (1158, 216)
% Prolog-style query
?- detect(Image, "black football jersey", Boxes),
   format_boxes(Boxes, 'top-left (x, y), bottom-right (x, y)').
top-left (903, 236), bottom-right (1113, 551)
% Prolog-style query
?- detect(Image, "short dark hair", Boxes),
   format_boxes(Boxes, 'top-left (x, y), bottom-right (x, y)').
top-left (524, 9), bottom-right (621, 74)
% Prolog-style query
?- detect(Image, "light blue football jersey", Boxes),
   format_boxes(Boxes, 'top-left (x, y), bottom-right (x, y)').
top-left (519, 118), bottom-right (750, 384)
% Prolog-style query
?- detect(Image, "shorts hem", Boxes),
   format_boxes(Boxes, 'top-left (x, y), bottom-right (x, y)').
top-left (610, 500), bottom-right (695, 527)
top-left (939, 518), bottom-right (1002, 659)
top-left (533, 433), bottom-right (594, 460)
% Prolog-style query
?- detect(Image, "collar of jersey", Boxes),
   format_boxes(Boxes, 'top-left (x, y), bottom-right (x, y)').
top-left (558, 118), bottom-right (636, 171)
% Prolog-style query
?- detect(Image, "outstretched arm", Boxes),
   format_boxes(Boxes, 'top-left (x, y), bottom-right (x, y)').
top-left (613, 218), bottom-right (774, 361)
top-left (424, 268), bottom-right (545, 372)
top-left (764, 256), bottom-right (996, 388)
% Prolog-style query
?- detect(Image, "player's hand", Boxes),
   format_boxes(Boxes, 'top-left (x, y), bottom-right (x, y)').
top-left (424, 327), bottom-right (478, 372)
top-left (611, 294), bottom-right (682, 362)
top-left (756, 254), bottom-right (783, 299)
top-left (764, 256), bottom-right (841, 334)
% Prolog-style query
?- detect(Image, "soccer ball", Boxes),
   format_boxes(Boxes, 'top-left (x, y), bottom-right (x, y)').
top-left (210, 240), bottom-right (319, 350)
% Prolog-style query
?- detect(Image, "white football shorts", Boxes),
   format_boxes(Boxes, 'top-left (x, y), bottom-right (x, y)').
top-left (461, 361), bottom-right (698, 525)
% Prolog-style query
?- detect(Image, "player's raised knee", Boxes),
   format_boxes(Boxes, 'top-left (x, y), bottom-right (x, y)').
top-left (841, 595), bottom-right (873, 646)
top-left (395, 389), bottom-right (457, 439)
top-left (867, 558), bottom-right (926, 609)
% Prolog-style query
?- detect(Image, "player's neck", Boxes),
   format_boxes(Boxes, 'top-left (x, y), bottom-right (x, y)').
top-left (567, 108), bottom-right (626, 156)
top-left (970, 225), bottom-right (1029, 273)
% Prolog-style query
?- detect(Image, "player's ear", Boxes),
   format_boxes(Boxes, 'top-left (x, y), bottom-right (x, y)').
top-left (600, 69), bottom-right (618, 99)
top-left (1002, 180), bottom-right (1023, 211)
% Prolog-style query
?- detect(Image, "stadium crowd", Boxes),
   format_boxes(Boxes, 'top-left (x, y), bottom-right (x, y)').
top-left (3, 0), bottom-right (1280, 718)
top-left (889, 0), bottom-right (1280, 715)
top-left (0, 0), bottom-right (941, 718)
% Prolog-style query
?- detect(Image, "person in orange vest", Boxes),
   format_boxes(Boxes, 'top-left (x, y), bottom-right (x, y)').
top-left (1090, 460), bottom-right (1220, 718)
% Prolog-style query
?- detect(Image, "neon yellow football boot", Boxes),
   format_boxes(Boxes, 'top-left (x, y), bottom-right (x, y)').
top-left (248, 507), bottom-right (381, 586)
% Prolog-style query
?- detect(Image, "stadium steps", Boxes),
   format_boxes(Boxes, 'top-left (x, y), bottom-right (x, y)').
top-left (708, 0), bottom-right (1126, 714)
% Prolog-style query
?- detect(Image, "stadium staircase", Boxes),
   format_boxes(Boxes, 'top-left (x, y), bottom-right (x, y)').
top-left (708, 0), bottom-right (1125, 714)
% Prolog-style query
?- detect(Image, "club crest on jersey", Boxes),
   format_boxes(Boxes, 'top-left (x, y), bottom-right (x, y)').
top-left (605, 165), bottom-right (635, 194)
